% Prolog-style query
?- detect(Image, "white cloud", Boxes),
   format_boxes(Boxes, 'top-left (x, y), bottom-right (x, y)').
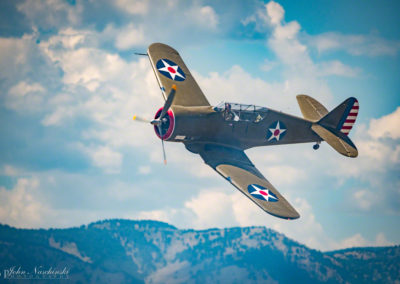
top-left (80, 145), bottom-right (123, 174)
top-left (6, 81), bottom-right (46, 112)
top-left (114, 0), bottom-right (149, 15)
top-left (185, 6), bottom-right (219, 30)
top-left (43, 28), bottom-right (94, 50)
top-left (8, 81), bottom-right (44, 96)
top-left (184, 190), bottom-right (238, 228)
top-left (17, 0), bottom-right (83, 28)
top-left (308, 32), bottom-right (400, 57)
top-left (0, 178), bottom-right (48, 228)
top-left (265, 1), bottom-right (284, 25)
top-left (368, 106), bottom-right (400, 140)
top-left (338, 232), bottom-right (393, 249)
top-left (2, 165), bottom-right (20, 176)
top-left (352, 189), bottom-right (374, 211)
top-left (318, 60), bottom-right (360, 77)
top-left (333, 107), bottom-right (400, 179)
top-left (114, 23), bottom-right (146, 50)
top-left (263, 166), bottom-right (305, 186)
top-left (137, 210), bottom-right (173, 223)
top-left (138, 165), bottom-right (151, 175)
top-left (260, 58), bottom-right (277, 72)
top-left (41, 106), bottom-right (76, 126)
top-left (195, 66), bottom-right (295, 110)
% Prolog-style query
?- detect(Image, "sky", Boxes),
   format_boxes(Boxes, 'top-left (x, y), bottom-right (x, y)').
top-left (0, 0), bottom-right (399, 251)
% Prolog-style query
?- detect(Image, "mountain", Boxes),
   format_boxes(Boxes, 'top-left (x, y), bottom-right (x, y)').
top-left (0, 219), bottom-right (398, 283)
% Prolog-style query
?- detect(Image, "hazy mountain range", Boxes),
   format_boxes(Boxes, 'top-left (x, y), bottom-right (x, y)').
top-left (0, 219), bottom-right (398, 283)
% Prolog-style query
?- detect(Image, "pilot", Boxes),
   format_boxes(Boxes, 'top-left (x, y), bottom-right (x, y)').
top-left (224, 103), bottom-right (234, 121)
top-left (254, 114), bottom-right (262, 123)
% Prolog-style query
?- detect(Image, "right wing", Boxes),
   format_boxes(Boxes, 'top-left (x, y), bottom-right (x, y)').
top-left (147, 43), bottom-right (210, 107)
top-left (192, 143), bottom-right (300, 220)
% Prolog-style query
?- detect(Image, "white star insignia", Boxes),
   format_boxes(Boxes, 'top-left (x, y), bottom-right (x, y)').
top-left (249, 184), bottom-right (278, 201)
top-left (268, 121), bottom-right (286, 141)
top-left (158, 60), bottom-right (185, 80)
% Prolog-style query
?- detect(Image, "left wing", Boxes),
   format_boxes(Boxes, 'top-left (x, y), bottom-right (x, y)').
top-left (191, 143), bottom-right (300, 220)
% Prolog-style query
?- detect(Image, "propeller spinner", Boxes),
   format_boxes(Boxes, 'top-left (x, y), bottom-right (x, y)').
top-left (133, 85), bottom-right (177, 165)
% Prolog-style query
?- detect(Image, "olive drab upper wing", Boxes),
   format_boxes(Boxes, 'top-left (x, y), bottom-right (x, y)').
top-left (147, 43), bottom-right (210, 107)
top-left (193, 143), bottom-right (300, 220)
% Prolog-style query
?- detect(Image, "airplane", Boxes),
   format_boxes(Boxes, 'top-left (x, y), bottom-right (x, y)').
top-left (133, 43), bottom-right (359, 220)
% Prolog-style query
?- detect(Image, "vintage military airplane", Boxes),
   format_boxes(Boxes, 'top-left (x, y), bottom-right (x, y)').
top-left (133, 43), bottom-right (359, 220)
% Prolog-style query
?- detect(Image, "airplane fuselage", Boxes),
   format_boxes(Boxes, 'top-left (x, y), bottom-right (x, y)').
top-left (157, 104), bottom-right (321, 151)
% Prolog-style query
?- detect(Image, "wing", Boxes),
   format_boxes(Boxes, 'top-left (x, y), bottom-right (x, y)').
top-left (147, 43), bottom-right (210, 107)
top-left (193, 143), bottom-right (300, 220)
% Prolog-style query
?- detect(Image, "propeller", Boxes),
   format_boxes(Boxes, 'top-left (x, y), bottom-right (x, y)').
top-left (132, 114), bottom-right (151, 123)
top-left (132, 85), bottom-right (177, 165)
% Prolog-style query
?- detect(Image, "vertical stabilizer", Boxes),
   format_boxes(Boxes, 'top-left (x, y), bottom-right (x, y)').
top-left (311, 97), bottom-right (359, 158)
top-left (319, 97), bottom-right (359, 136)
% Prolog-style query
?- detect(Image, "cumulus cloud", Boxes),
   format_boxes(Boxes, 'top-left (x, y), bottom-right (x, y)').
top-left (114, 0), bottom-right (149, 15)
top-left (79, 145), bottom-right (123, 174)
top-left (265, 1), bottom-right (284, 25)
top-left (307, 32), bottom-right (400, 57)
top-left (17, 0), bottom-right (83, 29)
top-left (114, 23), bottom-right (146, 50)
top-left (2, 165), bottom-right (20, 177)
top-left (138, 165), bottom-right (151, 175)
top-left (185, 5), bottom-right (219, 30)
top-left (6, 81), bottom-right (46, 112)
top-left (368, 106), bottom-right (400, 140)
top-left (0, 177), bottom-right (48, 228)
top-left (338, 232), bottom-right (393, 249)
top-left (317, 60), bottom-right (360, 77)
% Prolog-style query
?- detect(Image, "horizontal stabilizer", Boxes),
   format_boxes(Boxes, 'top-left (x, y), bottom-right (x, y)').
top-left (312, 124), bottom-right (358, 157)
top-left (296, 95), bottom-right (328, 121)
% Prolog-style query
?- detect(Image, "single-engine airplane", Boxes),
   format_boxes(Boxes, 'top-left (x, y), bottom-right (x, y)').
top-left (133, 43), bottom-right (359, 220)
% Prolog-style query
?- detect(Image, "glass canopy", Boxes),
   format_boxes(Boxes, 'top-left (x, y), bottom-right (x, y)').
top-left (213, 101), bottom-right (268, 122)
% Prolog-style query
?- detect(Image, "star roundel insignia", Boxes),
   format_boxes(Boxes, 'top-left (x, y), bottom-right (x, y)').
top-left (247, 184), bottom-right (278, 202)
top-left (266, 121), bottom-right (287, 142)
top-left (156, 59), bottom-right (186, 81)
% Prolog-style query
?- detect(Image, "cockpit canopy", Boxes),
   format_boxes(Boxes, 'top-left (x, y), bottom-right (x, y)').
top-left (214, 101), bottom-right (268, 123)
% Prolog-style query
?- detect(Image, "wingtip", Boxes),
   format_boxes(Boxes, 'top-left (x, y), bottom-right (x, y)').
top-left (133, 115), bottom-right (137, 120)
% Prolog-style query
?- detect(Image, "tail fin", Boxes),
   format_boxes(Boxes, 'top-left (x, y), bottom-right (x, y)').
top-left (297, 96), bottom-right (359, 158)
top-left (315, 97), bottom-right (359, 157)
top-left (319, 97), bottom-right (359, 136)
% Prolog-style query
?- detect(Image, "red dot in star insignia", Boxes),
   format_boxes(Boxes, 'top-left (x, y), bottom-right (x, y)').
top-left (168, 67), bottom-right (176, 74)
top-left (260, 191), bottom-right (268, 196)
top-left (274, 129), bottom-right (280, 136)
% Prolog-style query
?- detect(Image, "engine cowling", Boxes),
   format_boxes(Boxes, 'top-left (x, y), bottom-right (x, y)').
top-left (154, 107), bottom-right (175, 140)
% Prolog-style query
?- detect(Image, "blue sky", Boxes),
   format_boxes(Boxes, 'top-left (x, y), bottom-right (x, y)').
top-left (0, 0), bottom-right (399, 251)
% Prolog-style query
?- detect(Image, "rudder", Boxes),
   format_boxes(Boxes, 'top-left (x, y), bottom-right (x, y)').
top-left (313, 97), bottom-right (359, 158)
top-left (319, 97), bottom-right (359, 136)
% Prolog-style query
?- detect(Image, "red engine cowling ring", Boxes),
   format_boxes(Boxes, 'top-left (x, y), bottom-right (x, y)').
top-left (154, 107), bottom-right (175, 140)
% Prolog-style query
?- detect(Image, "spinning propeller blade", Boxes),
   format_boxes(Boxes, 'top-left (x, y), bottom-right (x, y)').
top-left (132, 85), bottom-right (177, 165)
top-left (161, 139), bottom-right (167, 165)
top-left (159, 84), bottom-right (176, 120)
top-left (157, 85), bottom-right (177, 165)
top-left (132, 115), bottom-right (151, 123)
